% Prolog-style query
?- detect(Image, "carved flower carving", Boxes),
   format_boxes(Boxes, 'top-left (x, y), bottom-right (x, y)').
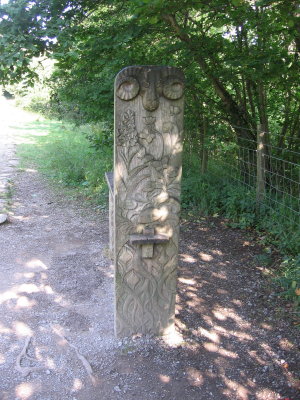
top-left (117, 109), bottom-right (138, 146)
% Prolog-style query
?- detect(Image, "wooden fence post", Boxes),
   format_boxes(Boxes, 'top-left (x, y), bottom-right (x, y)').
top-left (200, 116), bottom-right (208, 174)
top-left (256, 124), bottom-right (266, 209)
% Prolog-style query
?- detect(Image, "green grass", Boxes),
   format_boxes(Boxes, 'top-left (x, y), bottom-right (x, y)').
top-left (17, 119), bottom-right (112, 206)
top-left (0, 179), bottom-right (14, 213)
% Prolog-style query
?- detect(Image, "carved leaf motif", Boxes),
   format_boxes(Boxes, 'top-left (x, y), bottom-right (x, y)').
top-left (125, 269), bottom-right (141, 290)
top-left (141, 181), bottom-right (157, 193)
top-left (137, 207), bottom-right (158, 224)
top-left (134, 193), bottom-right (149, 203)
top-left (139, 118), bottom-right (164, 160)
top-left (124, 200), bottom-right (138, 210)
top-left (139, 129), bottom-right (155, 144)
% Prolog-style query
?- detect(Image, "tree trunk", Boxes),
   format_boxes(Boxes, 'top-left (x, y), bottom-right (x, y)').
top-left (256, 123), bottom-right (266, 210)
top-left (199, 116), bottom-right (208, 174)
top-left (278, 90), bottom-right (292, 149)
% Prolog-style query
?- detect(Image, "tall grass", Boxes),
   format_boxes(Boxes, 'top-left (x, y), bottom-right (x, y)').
top-left (17, 120), bottom-right (112, 205)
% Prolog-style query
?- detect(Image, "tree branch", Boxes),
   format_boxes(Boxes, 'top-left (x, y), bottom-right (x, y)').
top-left (162, 13), bottom-right (255, 140)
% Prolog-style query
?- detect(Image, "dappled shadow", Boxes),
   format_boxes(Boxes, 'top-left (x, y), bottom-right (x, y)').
top-left (0, 164), bottom-right (299, 400)
top-left (100, 219), bottom-right (299, 399)
top-left (0, 167), bottom-right (116, 400)
top-left (173, 219), bottom-right (300, 399)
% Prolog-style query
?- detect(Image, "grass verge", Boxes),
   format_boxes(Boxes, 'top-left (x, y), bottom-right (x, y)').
top-left (17, 119), bottom-right (112, 207)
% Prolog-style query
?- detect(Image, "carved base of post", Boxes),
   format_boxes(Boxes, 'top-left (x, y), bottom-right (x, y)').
top-left (114, 244), bottom-right (178, 337)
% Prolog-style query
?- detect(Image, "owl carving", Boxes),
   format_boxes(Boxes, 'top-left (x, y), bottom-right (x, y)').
top-left (115, 66), bottom-right (184, 111)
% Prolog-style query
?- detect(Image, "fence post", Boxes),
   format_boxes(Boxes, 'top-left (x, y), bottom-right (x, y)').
top-left (200, 116), bottom-right (208, 174)
top-left (256, 124), bottom-right (266, 209)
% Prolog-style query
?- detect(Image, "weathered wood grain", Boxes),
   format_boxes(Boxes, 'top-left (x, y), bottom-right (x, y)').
top-left (114, 65), bottom-right (184, 337)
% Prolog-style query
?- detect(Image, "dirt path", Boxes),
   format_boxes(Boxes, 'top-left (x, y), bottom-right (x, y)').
top-left (0, 99), bottom-right (299, 400)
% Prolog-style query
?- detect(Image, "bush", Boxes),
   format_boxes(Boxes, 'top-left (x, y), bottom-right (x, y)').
top-left (275, 256), bottom-right (300, 311)
top-left (4, 57), bottom-right (54, 117)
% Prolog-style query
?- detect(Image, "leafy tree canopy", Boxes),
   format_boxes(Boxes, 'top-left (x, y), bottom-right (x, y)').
top-left (0, 0), bottom-right (299, 148)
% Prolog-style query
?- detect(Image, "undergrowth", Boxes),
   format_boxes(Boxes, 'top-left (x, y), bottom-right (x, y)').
top-left (182, 152), bottom-right (300, 311)
top-left (17, 120), bottom-right (112, 206)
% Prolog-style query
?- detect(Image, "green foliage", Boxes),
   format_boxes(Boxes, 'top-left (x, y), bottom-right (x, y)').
top-left (181, 148), bottom-right (299, 307)
top-left (253, 251), bottom-right (273, 267)
top-left (182, 153), bottom-right (223, 214)
top-left (4, 57), bottom-right (54, 116)
top-left (182, 170), bottom-right (257, 228)
top-left (2, 0), bottom-right (299, 153)
top-left (18, 120), bottom-right (112, 204)
top-left (220, 186), bottom-right (257, 228)
top-left (15, 86), bottom-right (51, 115)
top-left (275, 256), bottom-right (300, 311)
top-left (259, 204), bottom-right (300, 256)
top-left (0, 0), bottom-right (94, 83)
top-left (182, 149), bottom-right (299, 254)
top-left (182, 152), bottom-right (257, 228)
top-left (80, 122), bottom-right (113, 149)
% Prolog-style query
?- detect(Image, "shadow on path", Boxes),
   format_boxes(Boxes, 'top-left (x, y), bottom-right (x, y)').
top-left (0, 98), bottom-right (299, 399)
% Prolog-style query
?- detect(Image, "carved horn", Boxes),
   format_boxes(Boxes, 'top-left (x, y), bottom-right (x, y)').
top-left (163, 76), bottom-right (184, 100)
top-left (116, 77), bottom-right (140, 101)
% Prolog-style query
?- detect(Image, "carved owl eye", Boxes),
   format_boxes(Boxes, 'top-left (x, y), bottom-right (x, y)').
top-left (116, 77), bottom-right (140, 101)
top-left (163, 77), bottom-right (184, 100)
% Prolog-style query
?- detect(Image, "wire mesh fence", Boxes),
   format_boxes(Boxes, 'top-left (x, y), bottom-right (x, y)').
top-left (209, 125), bottom-right (300, 226)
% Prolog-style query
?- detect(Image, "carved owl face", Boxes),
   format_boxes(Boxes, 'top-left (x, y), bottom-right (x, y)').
top-left (115, 66), bottom-right (184, 111)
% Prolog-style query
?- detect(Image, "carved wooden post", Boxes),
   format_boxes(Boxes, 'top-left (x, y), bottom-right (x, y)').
top-left (114, 66), bottom-right (184, 337)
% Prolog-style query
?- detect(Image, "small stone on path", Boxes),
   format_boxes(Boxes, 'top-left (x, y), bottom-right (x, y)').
top-left (0, 213), bottom-right (8, 224)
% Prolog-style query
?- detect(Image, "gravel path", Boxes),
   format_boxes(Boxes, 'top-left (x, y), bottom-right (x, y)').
top-left (0, 98), bottom-right (19, 214)
top-left (0, 98), bottom-right (299, 400)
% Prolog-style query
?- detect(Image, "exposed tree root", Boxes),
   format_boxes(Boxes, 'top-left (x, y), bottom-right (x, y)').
top-left (52, 326), bottom-right (95, 384)
top-left (15, 336), bottom-right (45, 377)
